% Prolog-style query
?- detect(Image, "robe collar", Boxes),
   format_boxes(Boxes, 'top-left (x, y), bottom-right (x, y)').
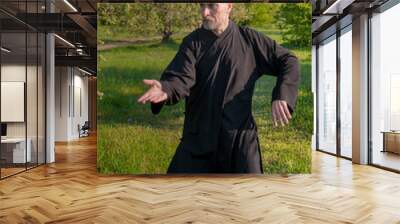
top-left (200, 20), bottom-right (234, 40)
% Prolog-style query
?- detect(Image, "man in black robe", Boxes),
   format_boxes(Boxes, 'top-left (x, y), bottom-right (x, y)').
top-left (138, 3), bottom-right (300, 174)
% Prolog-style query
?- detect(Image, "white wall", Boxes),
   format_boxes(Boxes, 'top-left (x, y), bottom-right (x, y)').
top-left (1, 65), bottom-right (28, 138)
top-left (1, 63), bottom-right (46, 164)
top-left (72, 72), bottom-right (89, 138)
top-left (55, 66), bottom-right (70, 141)
top-left (54, 67), bottom-right (89, 141)
top-left (1, 65), bottom-right (26, 142)
top-left (1, 65), bottom-right (26, 81)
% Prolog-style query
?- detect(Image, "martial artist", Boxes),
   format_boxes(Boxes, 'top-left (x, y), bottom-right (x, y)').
top-left (138, 3), bottom-right (300, 174)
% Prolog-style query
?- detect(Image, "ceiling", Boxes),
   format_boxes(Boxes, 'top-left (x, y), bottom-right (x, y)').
top-left (311, 0), bottom-right (390, 43)
top-left (0, 0), bottom-right (98, 75)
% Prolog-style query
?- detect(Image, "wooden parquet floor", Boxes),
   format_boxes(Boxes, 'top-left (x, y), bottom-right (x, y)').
top-left (1, 134), bottom-right (400, 224)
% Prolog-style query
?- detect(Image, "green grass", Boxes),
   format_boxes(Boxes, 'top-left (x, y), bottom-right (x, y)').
top-left (97, 29), bottom-right (312, 174)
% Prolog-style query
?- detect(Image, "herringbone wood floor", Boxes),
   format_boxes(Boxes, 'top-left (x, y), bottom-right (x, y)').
top-left (1, 134), bottom-right (400, 224)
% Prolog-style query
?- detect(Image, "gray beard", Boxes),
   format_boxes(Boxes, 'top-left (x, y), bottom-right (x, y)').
top-left (202, 20), bottom-right (217, 31)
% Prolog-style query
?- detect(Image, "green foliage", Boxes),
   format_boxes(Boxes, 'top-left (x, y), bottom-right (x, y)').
top-left (98, 3), bottom-right (311, 46)
top-left (97, 3), bottom-right (123, 26)
top-left (246, 4), bottom-right (280, 28)
top-left (98, 3), bottom-right (269, 43)
top-left (275, 3), bottom-right (312, 47)
top-left (145, 4), bottom-right (201, 42)
top-left (229, 4), bottom-right (251, 26)
top-left (98, 3), bottom-right (201, 42)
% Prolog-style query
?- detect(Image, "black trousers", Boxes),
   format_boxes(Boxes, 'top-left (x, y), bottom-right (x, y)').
top-left (167, 126), bottom-right (264, 174)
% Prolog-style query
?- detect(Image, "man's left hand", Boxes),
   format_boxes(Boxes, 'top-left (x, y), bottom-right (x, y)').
top-left (272, 100), bottom-right (292, 127)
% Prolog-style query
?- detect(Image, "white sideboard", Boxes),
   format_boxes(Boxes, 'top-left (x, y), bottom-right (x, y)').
top-left (1, 138), bottom-right (32, 163)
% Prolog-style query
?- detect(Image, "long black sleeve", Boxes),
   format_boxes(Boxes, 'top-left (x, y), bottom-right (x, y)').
top-left (250, 30), bottom-right (300, 114)
top-left (160, 36), bottom-right (197, 105)
top-left (150, 36), bottom-right (197, 114)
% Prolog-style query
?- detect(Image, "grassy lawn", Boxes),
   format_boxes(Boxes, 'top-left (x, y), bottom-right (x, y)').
top-left (97, 29), bottom-right (312, 174)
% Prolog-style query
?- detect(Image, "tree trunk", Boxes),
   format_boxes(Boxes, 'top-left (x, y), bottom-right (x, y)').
top-left (162, 31), bottom-right (172, 43)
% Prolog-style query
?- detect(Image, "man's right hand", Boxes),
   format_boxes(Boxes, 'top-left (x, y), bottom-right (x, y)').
top-left (137, 79), bottom-right (168, 104)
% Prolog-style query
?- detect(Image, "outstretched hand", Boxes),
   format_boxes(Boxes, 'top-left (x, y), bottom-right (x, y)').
top-left (271, 100), bottom-right (292, 127)
top-left (137, 79), bottom-right (168, 104)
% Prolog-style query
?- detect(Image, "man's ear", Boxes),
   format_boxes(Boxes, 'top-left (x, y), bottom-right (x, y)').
top-left (228, 3), bottom-right (233, 13)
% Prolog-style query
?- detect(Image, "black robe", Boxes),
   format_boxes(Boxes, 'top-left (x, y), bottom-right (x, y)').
top-left (151, 20), bottom-right (300, 174)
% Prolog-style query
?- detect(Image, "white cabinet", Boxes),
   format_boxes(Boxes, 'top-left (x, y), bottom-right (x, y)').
top-left (1, 138), bottom-right (32, 163)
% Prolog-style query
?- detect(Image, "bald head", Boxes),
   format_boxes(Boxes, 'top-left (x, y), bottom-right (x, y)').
top-left (200, 3), bottom-right (232, 35)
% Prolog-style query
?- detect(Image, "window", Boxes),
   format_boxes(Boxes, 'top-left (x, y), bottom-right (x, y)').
top-left (370, 2), bottom-right (400, 171)
top-left (339, 25), bottom-right (352, 158)
top-left (0, 1), bottom-right (46, 179)
top-left (317, 34), bottom-right (337, 154)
